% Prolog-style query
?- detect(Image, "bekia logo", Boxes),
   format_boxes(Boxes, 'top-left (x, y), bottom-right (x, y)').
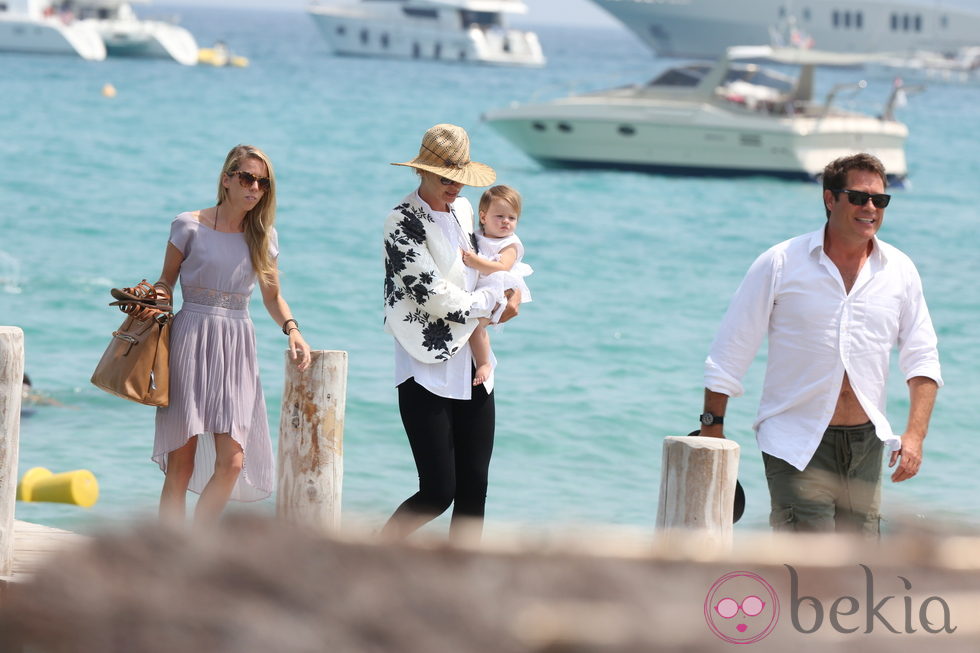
top-left (705, 566), bottom-right (957, 643)
top-left (704, 571), bottom-right (780, 644)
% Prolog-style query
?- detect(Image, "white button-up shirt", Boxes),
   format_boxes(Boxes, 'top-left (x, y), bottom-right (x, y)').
top-left (705, 227), bottom-right (943, 470)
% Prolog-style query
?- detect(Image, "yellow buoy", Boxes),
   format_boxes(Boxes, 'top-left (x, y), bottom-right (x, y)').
top-left (16, 467), bottom-right (99, 508)
top-left (102, 83), bottom-right (117, 98)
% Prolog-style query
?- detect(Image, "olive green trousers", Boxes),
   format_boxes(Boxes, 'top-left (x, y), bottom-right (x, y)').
top-left (763, 422), bottom-right (883, 535)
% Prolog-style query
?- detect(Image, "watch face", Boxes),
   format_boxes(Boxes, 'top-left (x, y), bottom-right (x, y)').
top-left (700, 413), bottom-right (713, 426)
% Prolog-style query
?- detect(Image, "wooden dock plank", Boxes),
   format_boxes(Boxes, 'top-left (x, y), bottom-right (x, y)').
top-left (1, 520), bottom-right (89, 592)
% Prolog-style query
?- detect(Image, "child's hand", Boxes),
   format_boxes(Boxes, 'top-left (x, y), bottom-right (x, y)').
top-left (461, 249), bottom-right (476, 268)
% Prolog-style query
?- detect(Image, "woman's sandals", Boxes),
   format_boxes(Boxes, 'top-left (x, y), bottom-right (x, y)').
top-left (109, 280), bottom-right (173, 322)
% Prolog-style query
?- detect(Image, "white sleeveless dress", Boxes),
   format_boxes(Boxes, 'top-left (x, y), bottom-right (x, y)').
top-left (474, 231), bottom-right (533, 303)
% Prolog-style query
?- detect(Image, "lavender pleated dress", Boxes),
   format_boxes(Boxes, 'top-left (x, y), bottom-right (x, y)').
top-left (154, 212), bottom-right (278, 502)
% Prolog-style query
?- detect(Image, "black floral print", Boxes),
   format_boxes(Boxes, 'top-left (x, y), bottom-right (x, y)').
top-left (402, 274), bottom-right (433, 305)
top-left (421, 319), bottom-right (453, 359)
top-left (396, 203), bottom-right (431, 245)
top-left (445, 310), bottom-right (467, 325)
top-left (404, 308), bottom-right (430, 325)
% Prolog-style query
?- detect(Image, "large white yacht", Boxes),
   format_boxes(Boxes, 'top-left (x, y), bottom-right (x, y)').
top-left (483, 47), bottom-right (915, 183)
top-left (0, 0), bottom-right (106, 60)
top-left (307, 0), bottom-right (545, 66)
top-left (72, 1), bottom-right (199, 65)
top-left (590, 0), bottom-right (980, 58)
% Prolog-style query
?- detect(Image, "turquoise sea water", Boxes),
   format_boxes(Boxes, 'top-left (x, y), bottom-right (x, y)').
top-left (2, 6), bottom-right (979, 534)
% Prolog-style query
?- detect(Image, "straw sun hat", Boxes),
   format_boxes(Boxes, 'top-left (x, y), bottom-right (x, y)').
top-left (392, 123), bottom-right (496, 187)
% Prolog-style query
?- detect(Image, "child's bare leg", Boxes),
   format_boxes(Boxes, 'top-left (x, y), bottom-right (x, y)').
top-left (470, 320), bottom-right (492, 386)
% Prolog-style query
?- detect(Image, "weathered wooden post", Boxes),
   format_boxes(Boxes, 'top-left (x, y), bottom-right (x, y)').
top-left (276, 350), bottom-right (347, 531)
top-left (657, 436), bottom-right (740, 552)
top-left (0, 327), bottom-right (25, 575)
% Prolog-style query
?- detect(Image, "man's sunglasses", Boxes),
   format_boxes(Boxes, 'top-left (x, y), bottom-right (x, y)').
top-left (228, 170), bottom-right (271, 191)
top-left (833, 188), bottom-right (890, 209)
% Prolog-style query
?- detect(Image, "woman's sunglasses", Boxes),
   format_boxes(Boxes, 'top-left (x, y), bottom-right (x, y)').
top-left (440, 176), bottom-right (462, 186)
top-left (228, 170), bottom-right (271, 191)
top-left (834, 188), bottom-right (890, 209)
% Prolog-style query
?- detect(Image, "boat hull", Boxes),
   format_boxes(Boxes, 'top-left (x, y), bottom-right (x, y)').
top-left (0, 15), bottom-right (105, 60)
top-left (484, 102), bottom-right (908, 182)
top-left (92, 20), bottom-right (198, 65)
top-left (590, 0), bottom-right (980, 58)
top-left (308, 6), bottom-right (544, 66)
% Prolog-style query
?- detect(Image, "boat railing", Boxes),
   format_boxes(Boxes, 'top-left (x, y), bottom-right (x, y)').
top-left (820, 80), bottom-right (867, 119)
top-left (880, 80), bottom-right (924, 121)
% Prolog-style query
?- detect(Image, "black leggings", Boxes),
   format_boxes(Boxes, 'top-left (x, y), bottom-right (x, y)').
top-left (387, 377), bottom-right (495, 535)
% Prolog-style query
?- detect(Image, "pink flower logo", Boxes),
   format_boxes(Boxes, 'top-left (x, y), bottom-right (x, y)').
top-left (704, 571), bottom-right (779, 644)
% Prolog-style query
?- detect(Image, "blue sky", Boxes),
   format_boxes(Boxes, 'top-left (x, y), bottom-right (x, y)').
top-left (159, 0), bottom-right (620, 26)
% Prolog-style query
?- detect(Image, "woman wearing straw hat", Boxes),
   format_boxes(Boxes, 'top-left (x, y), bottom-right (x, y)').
top-left (382, 124), bottom-right (521, 541)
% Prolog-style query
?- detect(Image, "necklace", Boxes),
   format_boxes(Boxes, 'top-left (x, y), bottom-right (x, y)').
top-left (213, 204), bottom-right (220, 230)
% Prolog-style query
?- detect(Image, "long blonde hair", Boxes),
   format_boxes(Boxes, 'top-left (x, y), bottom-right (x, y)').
top-left (216, 144), bottom-right (277, 284)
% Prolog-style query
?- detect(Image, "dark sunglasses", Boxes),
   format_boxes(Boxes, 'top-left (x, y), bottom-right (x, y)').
top-left (228, 170), bottom-right (271, 191)
top-left (440, 176), bottom-right (462, 186)
top-left (834, 188), bottom-right (890, 209)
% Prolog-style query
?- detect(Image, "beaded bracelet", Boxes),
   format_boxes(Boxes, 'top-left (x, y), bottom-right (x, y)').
top-left (281, 318), bottom-right (299, 335)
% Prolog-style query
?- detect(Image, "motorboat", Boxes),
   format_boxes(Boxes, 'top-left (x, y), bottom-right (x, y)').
top-left (589, 0), bottom-right (980, 59)
top-left (868, 47), bottom-right (980, 84)
top-left (0, 0), bottom-right (105, 60)
top-left (72, 0), bottom-right (199, 65)
top-left (198, 41), bottom-right (249, 68)
top-left (307, 0), bottom-right (545, 67)
top-left (483, 46), bottom-right (917, 184)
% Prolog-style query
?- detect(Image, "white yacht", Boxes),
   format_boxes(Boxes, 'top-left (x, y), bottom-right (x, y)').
top-left (0, 0), bottom-right (106, 60)
top-left (483, 47), bottom-right (915, 184)
top-left (590, 0), bottom-right (980, 58)
top-left (73, 0), bottom-right (199, 65)
top-left (307, 0), bottom-right (545, 66)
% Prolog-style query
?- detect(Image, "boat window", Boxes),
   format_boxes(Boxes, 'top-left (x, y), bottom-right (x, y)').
top-left (381, 33), bottom-right (389, 49)
top-left (903, 14), bottom-right (910, 31)
top-left (412, 42), bottom-right (420, 58)
top-left (360, 29), bottom-right (369, 45)
top-left (803, 8), bottom-right (811, 21)
top-left (856, 11), bottom-right (863, 29)
top-left (832, 10), bottom-right (838, 27)
top-left (403, 7), bottom-right (438, 19)
top-left (647, 65), bottom-right (711, 87)
top-left (941, 14), bottom-right (948, 29)
top-left (0, 3), bottom-right (7, 11)
top-left (891, 13), bottom-right (897, 31)
top-left (434, 42), bottom-right (442, 59)
top-left (778, 6), bottom-right (785, 18)
top-left (914, 15), bottom-right (922, 31)
top-left (618, 125), bottom-right (636, 136)
top-left (844, 11), bottom-right (851, 28)
top-left (461, 10), bottom-right (501, 28)
top-left (532, 122), bottom-right (546, 132)
top-left (557, 123), bottom-right (573, 133)
top-left (336, 25), bottom-right (346, 36)
top-left (722, 67), bottom-right (794, 94)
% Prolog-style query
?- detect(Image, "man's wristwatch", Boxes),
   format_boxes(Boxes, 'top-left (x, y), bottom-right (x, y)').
top-left (699, 411), bottom-right (724, 426)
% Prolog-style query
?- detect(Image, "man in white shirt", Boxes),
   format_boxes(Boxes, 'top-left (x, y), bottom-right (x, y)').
top-left (699, 153), bottom-right (942, 534)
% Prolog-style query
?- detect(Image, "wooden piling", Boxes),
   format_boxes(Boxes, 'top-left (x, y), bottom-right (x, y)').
top-left (0, 327), bottom-right (25, 576)
top-left (276, 350), bottom-right (347, 531)
top-left (656, 435), bottom-right (739, 552)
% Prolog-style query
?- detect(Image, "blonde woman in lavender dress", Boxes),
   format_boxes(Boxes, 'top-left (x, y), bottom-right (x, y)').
top-left (153, 145), bottom-right (311, 526)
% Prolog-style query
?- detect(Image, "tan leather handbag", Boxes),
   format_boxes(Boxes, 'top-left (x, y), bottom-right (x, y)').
top-left (91, 281), bottom-right (173, 407)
